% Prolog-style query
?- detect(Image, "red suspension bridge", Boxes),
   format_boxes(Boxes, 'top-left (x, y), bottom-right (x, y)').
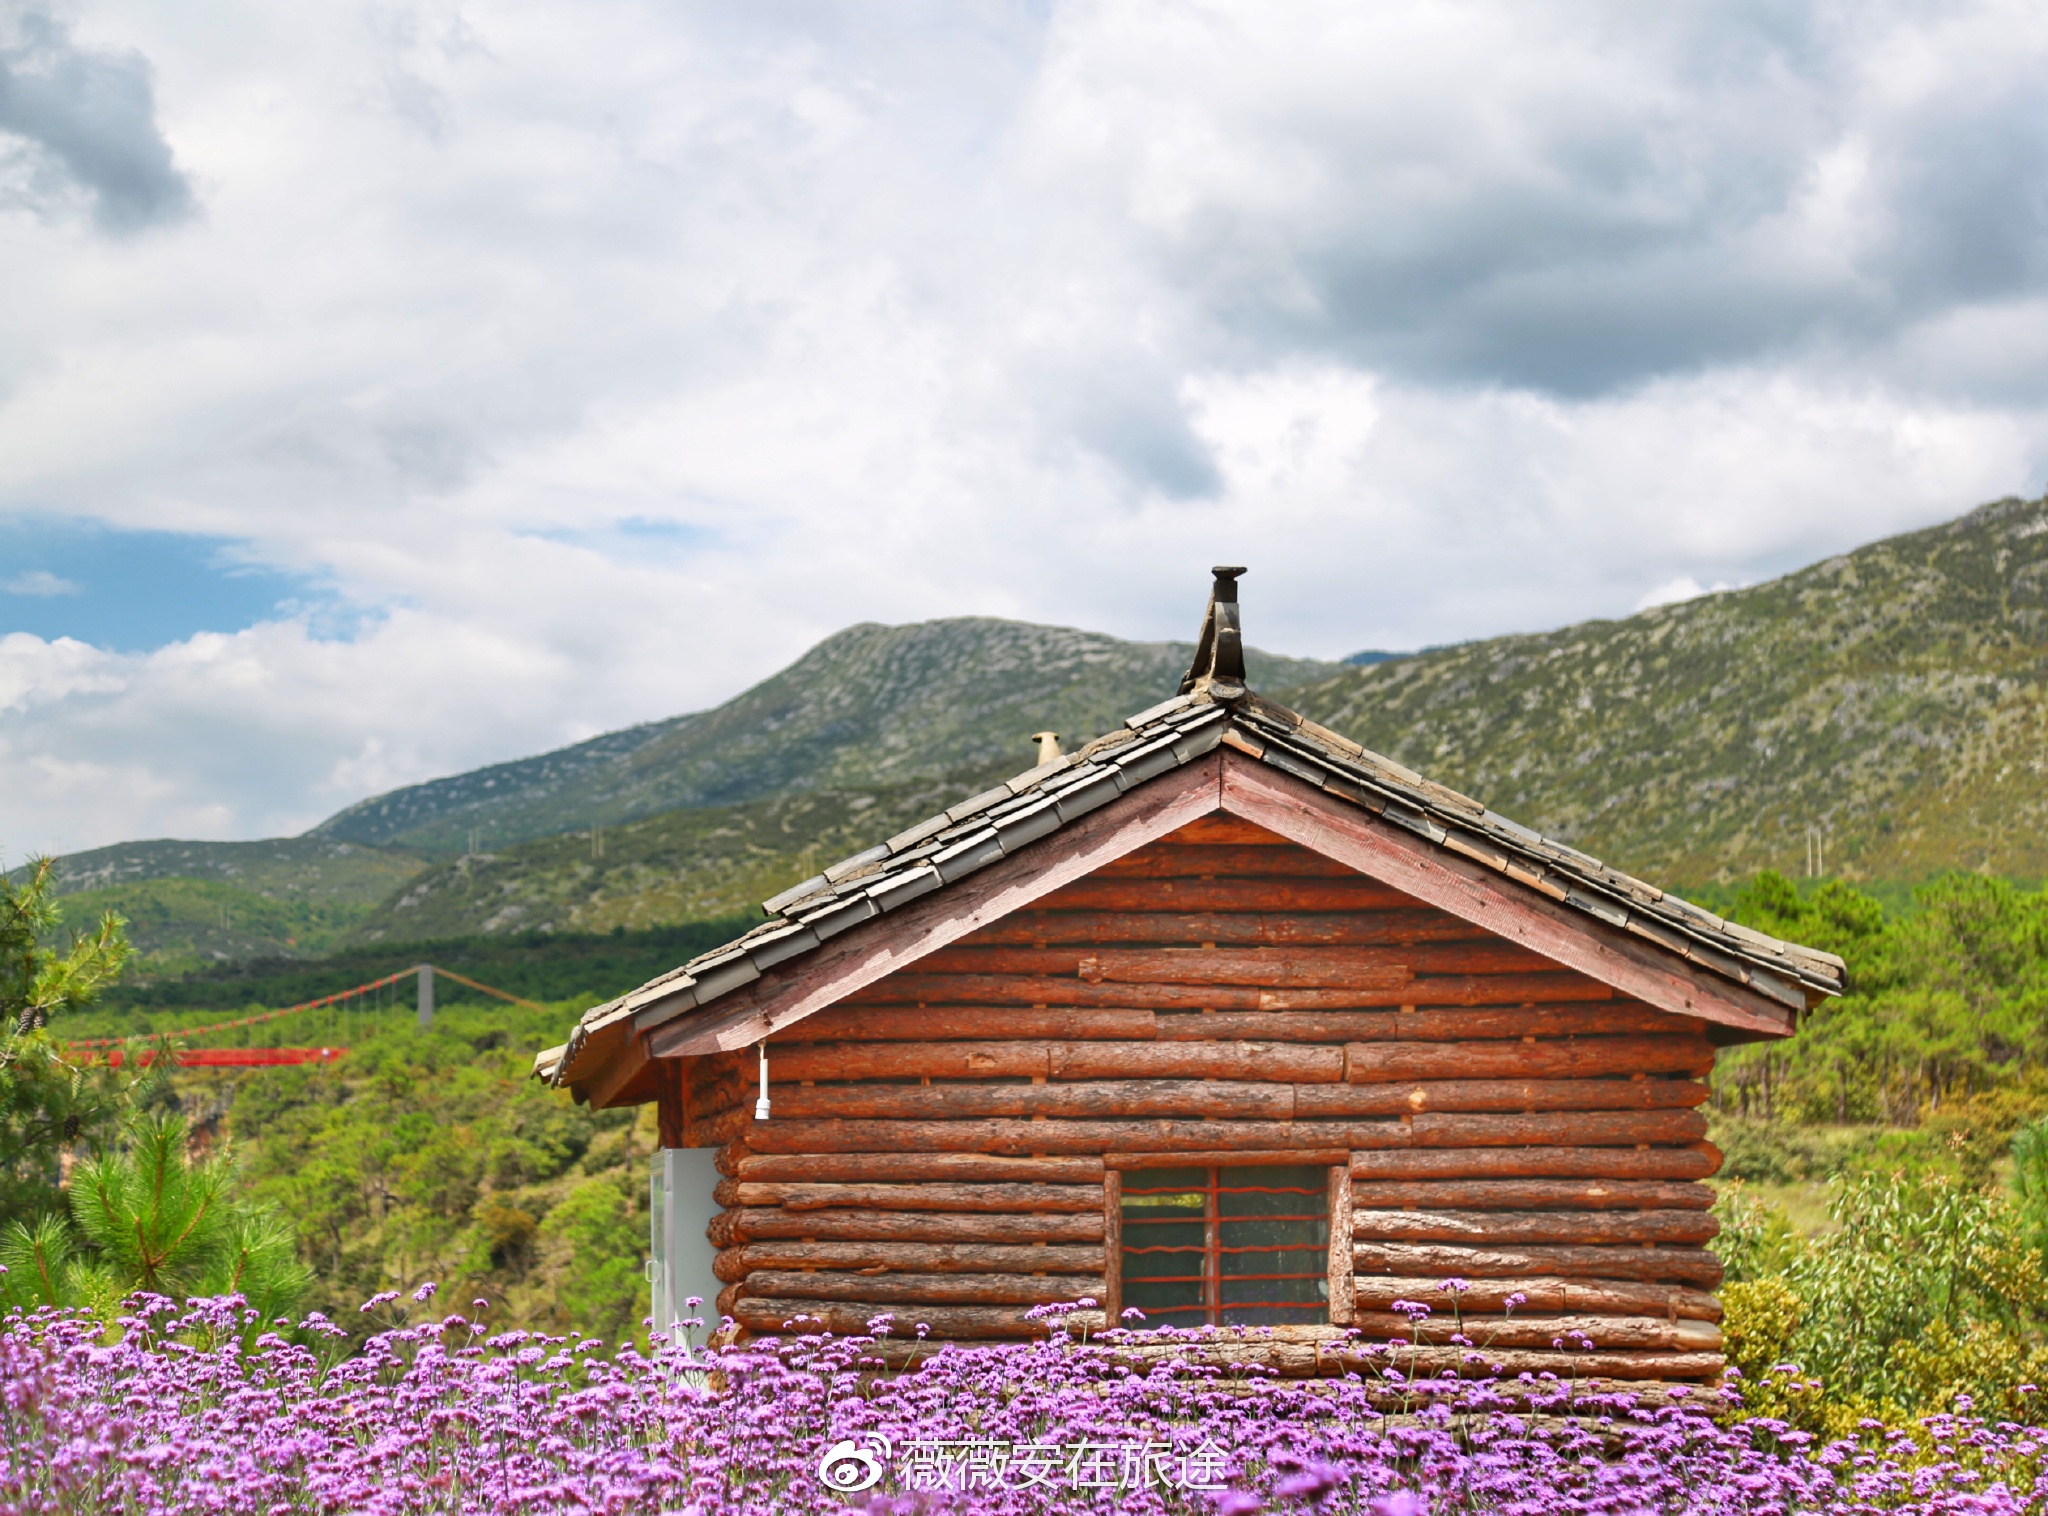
top-left (65, 964), bottom-right (547, 1068)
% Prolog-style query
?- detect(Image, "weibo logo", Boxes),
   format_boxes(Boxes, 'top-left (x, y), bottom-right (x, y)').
top-left (816, 1433), bottom-right (891, 1492)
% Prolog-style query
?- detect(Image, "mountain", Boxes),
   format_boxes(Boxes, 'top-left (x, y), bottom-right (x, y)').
top-left (41, 836), bottom-right (426, 900)
top-left (1285, 495), bottom-right (2048, 886)
top-left (28, 838), bottom-right (429, 973)
top-left (348, 774), bottom-right (993, 943)
top-left (311, 618), bottom-right (1338, 856)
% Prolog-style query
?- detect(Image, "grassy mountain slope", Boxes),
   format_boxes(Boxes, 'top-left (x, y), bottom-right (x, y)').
top-left (40, 836), bottom-right (428, 901)
top-left (348, 773), bottom-right (998, 942)
top-left (311, 618), bottom-right (1337, 856)
top-left (1276, 495), bottom-right (2048, 887)
top-left (57, 879), bottom-right (364, 976)
top-left (31, 838), bottom-right (430, 973)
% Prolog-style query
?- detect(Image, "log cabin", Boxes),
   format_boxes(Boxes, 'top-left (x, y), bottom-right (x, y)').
top-left (536, 568), bottom-right (1844, 1385)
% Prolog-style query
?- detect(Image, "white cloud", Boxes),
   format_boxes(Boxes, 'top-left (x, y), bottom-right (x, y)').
top-left (4, 0), bottom-right (2048, 851)
top-left (3, 569), bottom-right (80, 596)
top-left (1634, 576), bottom-right (1736, 613)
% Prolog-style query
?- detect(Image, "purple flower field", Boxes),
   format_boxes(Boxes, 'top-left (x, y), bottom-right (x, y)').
top-left (2, 1291), bottom-right (2043, 1515)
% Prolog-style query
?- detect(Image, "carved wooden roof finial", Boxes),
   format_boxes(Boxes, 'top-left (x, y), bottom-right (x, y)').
top-left (1178, 565), bottom-right (1249, 700)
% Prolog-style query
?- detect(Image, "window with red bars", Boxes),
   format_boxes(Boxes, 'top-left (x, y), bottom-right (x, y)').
top-left (1120, 1165), bottom-right (1331, 1327)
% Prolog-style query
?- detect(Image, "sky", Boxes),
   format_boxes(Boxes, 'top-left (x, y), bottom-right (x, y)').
top-left (3, 0), bottom-right (2048, 855)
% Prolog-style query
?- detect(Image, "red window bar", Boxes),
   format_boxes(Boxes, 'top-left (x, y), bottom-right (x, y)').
top-left (1120, 1165), bottom-right (1330, 1327)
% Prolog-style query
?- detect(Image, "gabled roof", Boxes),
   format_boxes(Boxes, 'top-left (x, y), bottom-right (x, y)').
top-left (537, 572), bottom-right (1844, 1100)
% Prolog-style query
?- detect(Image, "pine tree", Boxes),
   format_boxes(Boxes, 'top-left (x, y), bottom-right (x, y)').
top-left (0, 855), bottom-right (133, 1220)
top-left (1, 1112), bottom-right (312, 1325)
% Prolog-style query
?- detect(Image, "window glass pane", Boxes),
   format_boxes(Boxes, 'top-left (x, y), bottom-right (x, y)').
top-left (1218, 1165), bottom-right (1328, 1327)
top-left (1121, 1167), bottom-right (1209, 1326)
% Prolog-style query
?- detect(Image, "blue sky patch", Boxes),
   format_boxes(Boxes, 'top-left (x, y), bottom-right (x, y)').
top-left (0, 517), bottom-right (327, 651)
top-left (529, 516), bottom-right (725, 561)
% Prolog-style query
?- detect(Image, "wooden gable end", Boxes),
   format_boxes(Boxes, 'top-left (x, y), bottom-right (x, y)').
top-left (687, 813), bottom-right (1722, 1154)
top-left (625, 750), bottom-right (1793, 1100)
top-left (853, 814), bottom-right (1688, 1022)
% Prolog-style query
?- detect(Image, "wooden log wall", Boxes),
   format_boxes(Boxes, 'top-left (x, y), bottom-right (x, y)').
top-left (695, 814), bottom-right (1726, 1379)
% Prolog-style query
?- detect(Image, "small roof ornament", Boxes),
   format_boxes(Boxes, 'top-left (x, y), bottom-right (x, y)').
top-left (1177, 565), bottom-right (1250, 701)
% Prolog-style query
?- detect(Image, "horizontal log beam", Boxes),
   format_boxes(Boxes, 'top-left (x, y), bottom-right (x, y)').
top-left (1323, 1345), bottom-right (1726, 1382)
top-left (688, 1079), bottom-right (741, 1125)
top-left (847, 973), bottom-right (1613, 1011)
top-left (714, 1241), bottom-right (1105, 1283)
top-left (1296, 1080), bottom-right (1709, 1117)
top-left (756, 1078), bottom-right (1706, 1122)
top-left (742, 1270), bottom-right (1099, 1306)
top-left (691, 1051), bottom-right (744, 1084)
top-left (1092, 844), bottom-right (1355, 878)
top-left (1107, 1149), bottom-right (1352, 1169)
top-left (727, 1109), bottom-right (1706, 1156)
top-left (1348, 1312), bottom-right (1722, 1353)
top-left (1353, 1209), bottom-right (1719, 1246)
top-left (688, 1108), bottom-right (746, 1148)
top-left (715, 1180), bottom-right (1103, 1213)
top-left (1053, 1042), bottom-right (1343, 1081)
top-left (722, 1150), bottom-right (1104, 1184)
top-left (1034, 878), bottom-right (1414, 913)
top-left (707, 1209), bottom-right (1103, 1246)
top-left (967, 909), bottom-right (1489, 948)
top-left (760, 1002), bottom-right (1702, 1046)
top-left (781, 1006), bottom-right (1159, 1043)
top-left (1345, 1036), bottom-right (1713, 1083)
top-left (765, 1040), bottom-right (1346, 1084)
top-left (767, 1042), bottom-right (1050, 1081)
top-left (1349, 1179), bottom-right (1714, 1211)
top-left (917, 943), bottom-right (1550, 984)
top-left (1411, 1110), bottom-right (1707, 1146)
top-left (1350, 1145), bottom-right (1721, 1181)
top-left (1353, 1275), bottom-right (1721, 1321)
top-left (729, 1115), bottom-right (1379, 1155)
top-left (1162, 815), bottom-right (1291, 845)
top-left (1354, 1242), bottom-right (1724, 1288)
top-left (758, 1080), bottom-right (1296, 1121)
top-left (1155, 1005), bottom-right (1696, 1043)
top-left (731, 1298), bottom-right (1101, 1339)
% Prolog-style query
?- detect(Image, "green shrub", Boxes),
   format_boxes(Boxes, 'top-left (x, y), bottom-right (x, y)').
top-left (535, 1176), bottom-right (644, 1344)
top-left (1921, 1087), bottom-right (2048, 1184)
top-left (1712, 1120), bottom-right (1839, 1183)
top-left (1710, 1182), bottom-right (1800, 1281)
top-left (1712, 1169), bottom-right (2048, 1424)
top-left (1720, 1277), bottom-right (1828, 1429)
